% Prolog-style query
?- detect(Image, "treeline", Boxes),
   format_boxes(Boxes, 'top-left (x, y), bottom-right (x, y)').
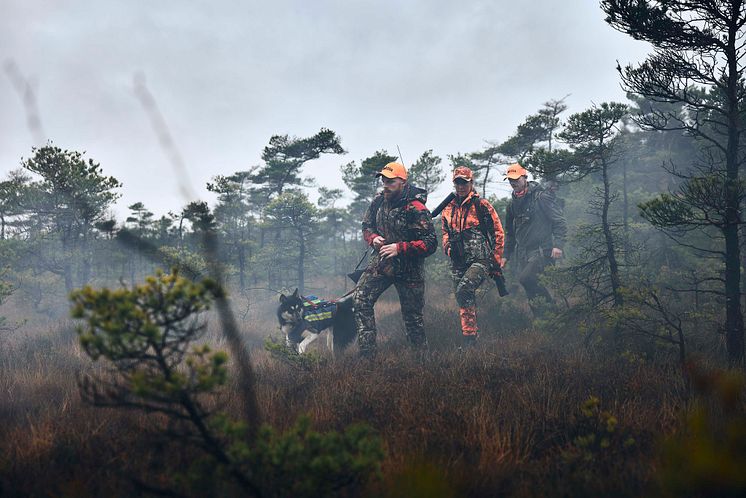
top-left (0, 95), bottom-right (722, 358)
top-left (3, 1), bottom-right (746, 369)
top-left (0, 93), bottom-right (732, 363)
top-left (0, 132), bottom-right (448, 300)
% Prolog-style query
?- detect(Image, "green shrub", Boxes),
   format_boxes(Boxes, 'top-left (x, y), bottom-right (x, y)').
top-left (559, 395), bottom-right (637, 490)
top-left (657, 365), bottom-right (746, 498)
top-left (264, 334), bottom-right (326, 370)
top-left (71, 269), bottom-right (382, 497)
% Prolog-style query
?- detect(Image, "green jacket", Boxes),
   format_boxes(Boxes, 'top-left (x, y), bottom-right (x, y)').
top-left (504, 182), bottom-right (566, 261)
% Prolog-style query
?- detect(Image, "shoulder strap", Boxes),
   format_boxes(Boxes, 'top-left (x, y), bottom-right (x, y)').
top-left (531, 183), bottom-right (546, 204)
top-left (446, 200), bottom-right (461, 235)
top-left (516, 185), bottom-right (544, 223)
top-left (473, 198), bottom-right (496, 249)
top-left (369, 194), bottom-right (385, 226)
top-left (531, 185), bottom-right (554, 219)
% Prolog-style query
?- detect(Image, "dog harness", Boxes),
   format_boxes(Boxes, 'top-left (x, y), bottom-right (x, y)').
top-left (301, 295), bottom-right (337, 333)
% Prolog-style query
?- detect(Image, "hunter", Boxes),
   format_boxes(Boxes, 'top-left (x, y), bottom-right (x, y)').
top-left (353, 161), bottom-right (437, 358)
top-left (501, 163), bottom-right (567, 313)
top-left (442, 166), bottom-right (505, 347)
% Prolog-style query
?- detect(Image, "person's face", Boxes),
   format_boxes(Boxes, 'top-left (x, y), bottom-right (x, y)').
top-left (382, 177), bottom-right (405, 200)
top-left (509, 176), bottom-right (528, 192)
top-left (454, 178), bottom-right (473, 197)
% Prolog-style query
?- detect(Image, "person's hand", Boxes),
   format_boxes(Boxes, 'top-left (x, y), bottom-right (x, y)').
top-left (372, 235), bottom-right (385, 250)
top-left (500, 257), bottom-right (507, 268)
top-left (445, 245), bottom-right (451, 257)
top-left (380, 243), bottom-right (399, 259)
top-left (551, 248), bottom-right (563, 259)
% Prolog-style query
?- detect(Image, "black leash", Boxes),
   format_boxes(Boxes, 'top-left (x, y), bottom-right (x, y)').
top-left (353, 248), bottom-right (369, 271)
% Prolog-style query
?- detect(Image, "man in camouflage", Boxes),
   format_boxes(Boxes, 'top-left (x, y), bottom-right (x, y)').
top-left (501, 163), bottom-right (567, 312)
top-left (353, 161), bottom-right (437, 357)
top-left (442, 166), bottom-right (504, 347)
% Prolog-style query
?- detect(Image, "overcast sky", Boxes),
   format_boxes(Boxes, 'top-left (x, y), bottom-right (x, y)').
top-left (1, 0), bottom-right (652, 218)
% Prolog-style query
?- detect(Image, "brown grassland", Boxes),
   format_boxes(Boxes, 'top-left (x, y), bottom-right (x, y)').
top-left (0, 284), bottom-right (740, 497)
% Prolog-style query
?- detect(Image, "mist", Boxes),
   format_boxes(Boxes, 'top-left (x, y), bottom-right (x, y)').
top-left (2, 1), bottom-right (745, 496)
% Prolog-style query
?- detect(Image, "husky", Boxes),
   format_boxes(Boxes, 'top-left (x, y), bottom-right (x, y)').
top-left (277, 288), bottom-right (357, 354)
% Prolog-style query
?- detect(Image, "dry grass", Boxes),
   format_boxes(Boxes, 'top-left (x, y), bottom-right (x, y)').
top-left (0, 287), bottom-right (691, 497)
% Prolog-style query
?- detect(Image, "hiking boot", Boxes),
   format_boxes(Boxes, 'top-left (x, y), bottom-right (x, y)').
top-left (457, 334), bottom-right (477, 352)
top-left (463, 334), bottom-right (477, 347)
top-left (359, 347), bottom-right (377, 360)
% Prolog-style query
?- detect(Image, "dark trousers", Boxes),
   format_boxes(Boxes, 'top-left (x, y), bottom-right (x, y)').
top-left (516, 250), bottom-right (554, 306)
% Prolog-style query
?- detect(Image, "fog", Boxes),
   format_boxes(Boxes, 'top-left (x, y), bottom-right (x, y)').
top-left (2, 0), bottom-right (651, 217)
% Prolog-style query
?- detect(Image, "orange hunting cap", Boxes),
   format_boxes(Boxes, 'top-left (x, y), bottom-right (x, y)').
top-left (452, 166), bottom-right (473, 181)
top-left (505, 163), bottom-right (528, 180)
top-left (376, 162), bottom-right (408, 180)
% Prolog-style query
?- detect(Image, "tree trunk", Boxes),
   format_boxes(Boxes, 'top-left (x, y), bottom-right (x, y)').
top-left (81, 221), bottom-right (91, 286)
top-left (724, 15), bottom-right (744, 366)
top-left (622, 159), bottom-right (629, 263)
top-left (601, 158), bottom-right (623, 307)
top-left (332, 222), bottom-right (338, 277)
top-left (482, 158), bottom-right (493, 198)
top-left (724, 223), bottom-right (743, 365)
top-left (297, 228), bottom-right (305, 295)
top-left (178, 217), bottom-right (184, 250)
top-left (61, 228), bottom-right (75, 293)
top-left (63, 260), bottom-right (74, 293)
top-left (129, 253), bottom-right (136, 286)
top-left (238, 242), bottom-right (246, 292)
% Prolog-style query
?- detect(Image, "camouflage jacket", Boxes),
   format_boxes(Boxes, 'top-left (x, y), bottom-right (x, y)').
top-left (441, 190), bottom-right (504, 268)
top-left (504, 182), bottom-right (566, 261)
top-left (361, 183), bottom-right (437, 281)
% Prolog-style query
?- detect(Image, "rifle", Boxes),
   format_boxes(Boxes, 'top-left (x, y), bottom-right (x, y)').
top-left (346, 248), bottom-right (371, 284)
top-left (430, 192), bottom-right (455, 218)
top-left (492, 265), bottom-right (509, 297)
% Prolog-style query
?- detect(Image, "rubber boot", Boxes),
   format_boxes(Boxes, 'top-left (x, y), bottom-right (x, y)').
top-left (461, 334), bottom-right (477, 348)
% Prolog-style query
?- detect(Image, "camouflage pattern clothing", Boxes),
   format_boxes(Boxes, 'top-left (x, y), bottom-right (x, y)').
top-left (451, 263), bottom-right (488, 337)
top-left (354, 183), bottom-right (437, 356)
top-left (442, 191), bottom-right (504, 337)
top-left (504, 181), bottom-right (567, 306)
top-left (354, 276), bottom-right (427, 353)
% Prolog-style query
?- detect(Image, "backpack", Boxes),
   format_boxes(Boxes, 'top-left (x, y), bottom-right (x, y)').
top-left (447, 194), bottom-right (511, 294)
top-left (448, 196), bottom-right (498, 251)
top-left (368, 184), bottom-right (428, 232)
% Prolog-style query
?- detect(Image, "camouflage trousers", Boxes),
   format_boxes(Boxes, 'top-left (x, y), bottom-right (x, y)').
top-left (353, 270), bottom-right (427, 356)
top-left (451, 261), bottom-right (489, 337)
top-left (451, 262), bottom-right (489, 308)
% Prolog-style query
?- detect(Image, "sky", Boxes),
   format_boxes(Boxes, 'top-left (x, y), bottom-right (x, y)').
top-left (1, 0), bottom-right (653, 219)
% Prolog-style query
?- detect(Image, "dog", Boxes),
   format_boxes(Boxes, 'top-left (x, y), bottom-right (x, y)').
top-left (277, 288), bottom-right (357, 354)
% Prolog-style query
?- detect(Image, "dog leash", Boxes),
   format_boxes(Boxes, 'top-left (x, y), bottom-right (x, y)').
top-left (353, 248), bottom-right (370, 271)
